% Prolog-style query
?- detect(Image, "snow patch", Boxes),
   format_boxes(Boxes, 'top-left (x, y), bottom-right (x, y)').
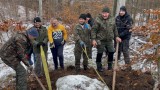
top-left (56, 75), bottom-right (109, 90)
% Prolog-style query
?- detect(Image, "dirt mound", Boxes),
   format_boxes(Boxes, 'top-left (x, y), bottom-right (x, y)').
top-left (2, 66), bottom-right (155, 90)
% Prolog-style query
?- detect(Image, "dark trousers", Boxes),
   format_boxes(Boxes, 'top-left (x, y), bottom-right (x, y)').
top-left (118, 39), bottom-right (130, 64)
top-left (96, 52), bottom-right (114, 63)
top-left (1, 58), bottom-right (27, 90)
top-left (50, 45), bottom-right (64, 69)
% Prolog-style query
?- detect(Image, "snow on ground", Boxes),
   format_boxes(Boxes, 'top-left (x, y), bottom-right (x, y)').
top-left (0, 32), bottom-right (158, 88)
top-left (56, 75), bottom-right (109, 90)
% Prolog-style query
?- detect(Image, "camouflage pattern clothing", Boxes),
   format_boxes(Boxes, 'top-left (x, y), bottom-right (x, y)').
top-left (91, 15), bottom-right (119, 70)
top-left (32, 26), bottom-right (48, 77)
top-left (0, 33), bottom-right (32, 90)
top-left (74, 23), bottom-right (91, 70)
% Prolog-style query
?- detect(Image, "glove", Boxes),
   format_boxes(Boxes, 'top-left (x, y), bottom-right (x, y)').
top-left (27, 65), bottom-right (33, 74)
top-left (79, 40), bottom-right (85, 47)
top-left (29, 65), bottom-right (33, 71)
top-left (61, 39), bottom-right (66, 45)
top-left (37, 42), bottom-right (45, 47)
top-left (50, 43), bottom-right (55, 48)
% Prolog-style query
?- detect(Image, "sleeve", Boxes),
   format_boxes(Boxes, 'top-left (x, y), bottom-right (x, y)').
top-left (119, 16), bottom-right (133, 37)
top-left (43, 27), bottom-right (48, 44)
top-left (47, 25), bottom-right (54, 43)
top-left (14, 35), bottom-right (30, 67)
top-left (91, 19), bottom-right (99, 40)
top-left (74, 25), bottom-right (81, 42)
top-left (32, 40), bottom-right (38, 46)
top-left (62, 25), bottom-right (68, 41)
top-left (113, 24), bottom-right (119, 38)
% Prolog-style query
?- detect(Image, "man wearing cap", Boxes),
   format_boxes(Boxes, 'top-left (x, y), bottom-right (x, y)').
top-left (74, 14), bottom-right (91, 72)
top-left (91, 6), bottom-right (121, 72)
top-left (116, 6), bottom-right (133, 70)
top-left (32, 17), bottom-right (48, 77)
top-left (0, 28), bottom-right (39, 90)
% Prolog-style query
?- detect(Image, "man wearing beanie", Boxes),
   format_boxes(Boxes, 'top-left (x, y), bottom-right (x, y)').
top-left (0, 27), bottom-right (39, 90)
top-left (116, 6), bottom-right (133, 70)
top-left (86, 13), bottom-right (94, 27)
top-left (91, 6), bottom-right (121, 72)
top-left (31, 17), bottom-right (48, 77)
top-left (74, 14), bottom-right (91, 73)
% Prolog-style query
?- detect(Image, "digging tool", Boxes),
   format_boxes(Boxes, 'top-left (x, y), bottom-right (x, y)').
top-left (81, 45), bottom-right (107, 85)
top-left (112, 42), bottom-right (119, 90)
top-left (32, 71), bottom-right (46, 90)
top-left (40, 46), bottom-right (52, 90)
top-left (20, 62), bottom-right (46, 90)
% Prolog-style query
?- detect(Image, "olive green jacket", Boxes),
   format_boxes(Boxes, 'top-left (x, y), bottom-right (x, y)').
top-left (91, 15), bottom-right (118, 41)
top-left (32, 26), bottom-right (48, 53)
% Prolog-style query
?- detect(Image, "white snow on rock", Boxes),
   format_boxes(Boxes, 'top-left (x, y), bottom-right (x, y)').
top-left (56, 75), bottom-right (109, 90)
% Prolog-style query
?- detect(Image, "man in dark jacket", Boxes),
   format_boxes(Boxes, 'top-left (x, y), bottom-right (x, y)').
top-left (74, 14), bottom-right (91, 72)
top-left (0, 28), bottom-right (39, 90)
top-left (86, 13), bottom-right (94, 27)
top-left (116, 6), bottom-right (133, 69)
top-left (32, 17), bottom-right (48, 77)
top-left (92, 7), bottom-right (121, 72)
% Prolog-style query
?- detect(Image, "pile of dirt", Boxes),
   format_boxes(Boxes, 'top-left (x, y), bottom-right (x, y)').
top-left (2, 66), bottom-right (155, 90)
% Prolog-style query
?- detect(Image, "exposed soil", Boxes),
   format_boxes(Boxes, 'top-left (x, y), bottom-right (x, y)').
top-left (2, 66), bottom-right (155, 90)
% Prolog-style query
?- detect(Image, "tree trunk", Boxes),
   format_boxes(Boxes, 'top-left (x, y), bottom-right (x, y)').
top-left (39, 0), bottom-right (43, 20)
top-left (115, 0), bottom-right (126, 16)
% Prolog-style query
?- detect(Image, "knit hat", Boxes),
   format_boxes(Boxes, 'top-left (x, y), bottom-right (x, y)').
top-left (120, 6), bottom-right (127, 12)
top-left (86, 13), bottom-right (92, 18)
top-left (27, 27), bottom-right (39, 37)
top-left (102, 7), bottom-right (110, 13)
top-left (33, 17), bottom-right (41, 23)
top-left (79, 14), bottom-right (86, 20)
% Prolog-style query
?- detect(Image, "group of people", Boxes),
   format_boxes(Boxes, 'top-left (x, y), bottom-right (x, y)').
top-left (74, 6), bottom-right (133, 72)
top-left (0, 6), bottom-right (133, 90)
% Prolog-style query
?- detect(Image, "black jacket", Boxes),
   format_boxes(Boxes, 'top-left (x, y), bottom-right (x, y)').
top-left (116, 13), bottom-right (133, 40)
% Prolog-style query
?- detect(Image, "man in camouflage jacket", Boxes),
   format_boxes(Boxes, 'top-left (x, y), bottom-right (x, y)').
top-left (0, 28), bottom-right (39, 90)
top-left (91, 7), bottom-right (121, 72)
top-left (32, 17), bottom-right (48, 77)
top-left (74, 14), bottom-right (91, 72)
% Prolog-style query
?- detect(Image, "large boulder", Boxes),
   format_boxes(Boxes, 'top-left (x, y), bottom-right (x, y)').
top-left (56, 75), bottom-right (109, 90)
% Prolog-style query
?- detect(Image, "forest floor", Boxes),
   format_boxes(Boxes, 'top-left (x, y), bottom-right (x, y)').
top-left (3, 65), bottom-right (155, 90)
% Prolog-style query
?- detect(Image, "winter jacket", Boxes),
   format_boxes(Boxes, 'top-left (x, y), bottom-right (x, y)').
top-left (91, 15), bottom-right (118, 41)
top-left (74, 23), bottom-right (91, 47)
top-left (48, 24), bottom-right (67, 46)
top-left (32, 26), bottom-right (48, 53)
top-left (0, 33), bottom-right (32, 67)
top-left (116, 13), bottom-right (133, 40)
top-left (88, 18), bottom-right (94, 27)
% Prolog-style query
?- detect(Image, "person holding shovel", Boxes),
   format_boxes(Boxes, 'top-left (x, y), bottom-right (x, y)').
top-left (74, 14), bottom-right (92, 72)
top-left (91, 6), bottom-right (121, 72)
top-left (0, 28), bottom-right (39, 90)
top-left (116, 6), bottom-right (133, 70)
top-left (32, 17), bottom-right (48, 77)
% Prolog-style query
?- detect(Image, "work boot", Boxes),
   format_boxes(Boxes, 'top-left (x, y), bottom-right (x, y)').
top-left (125, 66), bottom-right (132, 71)
top-left (83, 65), bottom-right (88, 70)
top-left (108, 62), bottom-right (112, 70)
top-left (96, 62), bottom-right (103, 72)
top-left (75, 66), bottom-right (80, 74)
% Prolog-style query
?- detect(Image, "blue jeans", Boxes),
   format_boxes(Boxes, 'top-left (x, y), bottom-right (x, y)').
top-left (50, 44), bottom-right (64, 70)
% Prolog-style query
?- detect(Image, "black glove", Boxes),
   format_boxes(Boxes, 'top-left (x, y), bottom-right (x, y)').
top-left (37, 42), bottom-right (45, 47)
